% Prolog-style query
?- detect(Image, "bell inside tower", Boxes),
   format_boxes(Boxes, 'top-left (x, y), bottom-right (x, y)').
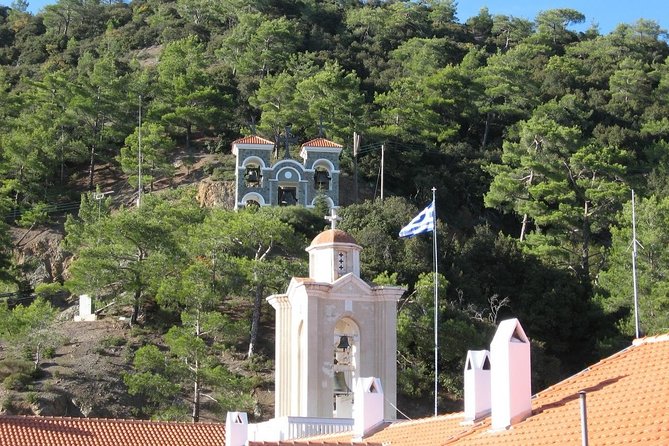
top-left (314, 168), bottom-right (331, 190)
top-left (333, 318), bottom-right (359, 418)
top-left (244, 164), bottom-right (261, 187)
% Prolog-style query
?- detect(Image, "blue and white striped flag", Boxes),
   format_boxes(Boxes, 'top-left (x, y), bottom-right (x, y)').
top-left (399, 201), bottom-right (435, 237)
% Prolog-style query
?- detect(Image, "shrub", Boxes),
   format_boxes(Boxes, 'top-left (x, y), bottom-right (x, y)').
top-left (42, 346), bottom-right (56, 359)
top-left (26, 392), bottom-right (39, 405)
top-left (1, 395), bottom-right (13, 412)
top-left (100, 336), bottom-right (127, 348)
top-left (34, 283), bottom-right (68, 301)
top-left (0, 360), bottom-right (33, 381)
top-left (4, 372), bottom-right (32, 391)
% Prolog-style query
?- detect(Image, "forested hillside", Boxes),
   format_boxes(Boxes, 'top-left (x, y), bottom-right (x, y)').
top-left (1, 0), bottom-right (669, 420)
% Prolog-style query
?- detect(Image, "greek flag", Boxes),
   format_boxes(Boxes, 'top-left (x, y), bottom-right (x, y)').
top-left (399, 201), bottom-right (435, 238)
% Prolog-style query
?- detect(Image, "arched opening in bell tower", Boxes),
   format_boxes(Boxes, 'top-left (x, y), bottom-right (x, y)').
top-left (333, 317), bottom-right (359, 418)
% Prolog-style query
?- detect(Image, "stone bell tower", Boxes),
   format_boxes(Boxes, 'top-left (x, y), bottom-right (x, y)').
top-left (267, 211), bottom-right (405, 419)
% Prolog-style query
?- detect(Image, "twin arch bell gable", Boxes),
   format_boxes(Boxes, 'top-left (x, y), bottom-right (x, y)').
top-left (233, 133), bottom-right (342, 210)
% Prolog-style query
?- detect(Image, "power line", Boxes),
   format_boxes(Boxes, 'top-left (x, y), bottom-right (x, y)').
top-left (4, 201), bottom-right (81, 222)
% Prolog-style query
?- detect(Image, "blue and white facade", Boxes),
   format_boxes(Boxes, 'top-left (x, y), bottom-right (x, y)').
top-left (232, 136), bottom-right (343, 209)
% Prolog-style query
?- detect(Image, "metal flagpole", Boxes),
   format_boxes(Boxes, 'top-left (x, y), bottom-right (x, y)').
top-left (432, 187), bottom-right (438, 416)
top-left (631, 190), bottom-right (641, 339)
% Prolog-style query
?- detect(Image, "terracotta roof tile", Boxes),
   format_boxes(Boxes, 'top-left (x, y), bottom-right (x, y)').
top-left (232, 135), bottom-right (275, 145)
top-left (301, 138), bottom-right (343, 148)
top-left (0, 416), bottom-right (226, 446)
top-left (260, 334), bottom-right (669, 446)
top-left (250, 441), bottom-right (382, 446)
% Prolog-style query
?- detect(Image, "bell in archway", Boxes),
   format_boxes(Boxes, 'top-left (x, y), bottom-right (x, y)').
top-left (315, 169), bottom-right (330, 189)
top-left (333, 371), bottom-right (352, 395)
top-left (245, 166), bottom-right (261, 186)
top-left (336, 335), bottom-right (350, 350)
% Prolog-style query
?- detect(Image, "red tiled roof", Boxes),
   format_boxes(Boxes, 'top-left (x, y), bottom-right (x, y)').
top-left (301, 138), bottom-right (343, 148)
top-left (453, 334), bottom-right (669, 446)
top-left (250, 442), bottom-right (381, 446)
top-left (256, 333), bottom-right (669, 446)
top-left (232, 135), bottom-right (275, 145)
top-left (0, 416), bottom-right (226, 446)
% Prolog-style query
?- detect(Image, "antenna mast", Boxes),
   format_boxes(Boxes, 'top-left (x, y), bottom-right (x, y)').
top-left (137, 94), bottom-right (143, 208)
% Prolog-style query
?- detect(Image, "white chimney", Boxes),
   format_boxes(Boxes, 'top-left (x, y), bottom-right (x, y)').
top-left (225, 411), bottom-right (248, 446)
top-left (464, 350), bottom-right (491, 422)
top-left (352, 377), bottom-right (384, 439)
top-left (490, 318), bottom-right (531, 430)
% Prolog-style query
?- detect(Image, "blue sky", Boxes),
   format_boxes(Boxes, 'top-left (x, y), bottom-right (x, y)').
top-left (455, 0), bottom-right (669, 34)
top-left (2, 0), bottom-right (668, 36)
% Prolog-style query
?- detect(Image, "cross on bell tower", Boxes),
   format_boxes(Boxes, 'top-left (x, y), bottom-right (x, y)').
top-left (318, 116), bottom-right (326, 138)
top-left (276, 126), bottom-right (299, 159)
top-left (325, 207), bottom-right (341, 230)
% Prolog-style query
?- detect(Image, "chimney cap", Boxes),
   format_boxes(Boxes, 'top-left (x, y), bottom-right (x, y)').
top-left (465, 350), bottom-right (491, 371)
top-left (491, 318), bottom-right (528, 347)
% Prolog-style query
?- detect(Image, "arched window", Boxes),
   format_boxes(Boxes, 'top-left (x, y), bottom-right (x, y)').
top-left (240, 192), bottom-right (266, 207)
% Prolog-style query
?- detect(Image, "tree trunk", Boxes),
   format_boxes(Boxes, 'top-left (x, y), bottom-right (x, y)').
top-left (519, 213), bottom-right (529, 241)
top-left (186, 123), bottom-right (192, 156)
top-left (192, 363), bottom-right (200, 422)
top-left (34, 343), bottom-right (41, 371)
top-left (519, 169), bottom-right (534, 241)
top-left (247, 282), bottom-right (264, 358)
top-left (131, 289), bottom-right (140, 325)
top-left (481, 111), bottom-right (492, 150)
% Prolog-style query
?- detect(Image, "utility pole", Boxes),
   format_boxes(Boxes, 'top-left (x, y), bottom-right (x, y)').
top-left (93, 191), bottom-right (113, 220)
top-left (353, 132), bottom-right (360, 203)
top-left (137, 95), bottom-right (142, 208)
top-left (380, 144), bottom-right (385, 201)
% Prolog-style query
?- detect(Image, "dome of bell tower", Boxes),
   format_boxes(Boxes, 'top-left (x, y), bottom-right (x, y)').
top-left (306, 211), bottom-right (362, 282)
top-left (310, 229), bottom-right (359, 247)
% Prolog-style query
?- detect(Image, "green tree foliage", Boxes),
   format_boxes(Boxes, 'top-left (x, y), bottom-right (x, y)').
top-left (118, 122), bottom-right (175, 191)
top-left (448, 225), bottom-right (601, 375)
top-left (195, 208), bottom-right (306, 358)
top-left (155, 262), bottom-right (248, 421)
top-left (598, 195), bottom-right (669, 337)
top-left (70, 52), bottom-right (131, 189)
top-left (396, 272), bottom-right (492, 410)
top-left (339, 197), bottom-right (433, 285)
top-left (66, 197), bottom-right (187, 325)
top-left (63, 188), bottom-right (113, 250)
top-left (485, 96), bottom-right (631, 295)
top-left (1, 70), bottom-right (79, 206)
top-left (153, 35), bottom-right (228, 154)
top-left (534, 8), bottom-right (585, 45)
top-left (0, 297), bottom-right (59, 370)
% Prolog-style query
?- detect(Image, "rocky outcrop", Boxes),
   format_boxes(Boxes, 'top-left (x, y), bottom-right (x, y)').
top-left (32, 391), bottom-right (81, 417)
top-left (11, 227), bottom-right (71, 287)
top-left (196, 179), bottom-right (236, 209)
